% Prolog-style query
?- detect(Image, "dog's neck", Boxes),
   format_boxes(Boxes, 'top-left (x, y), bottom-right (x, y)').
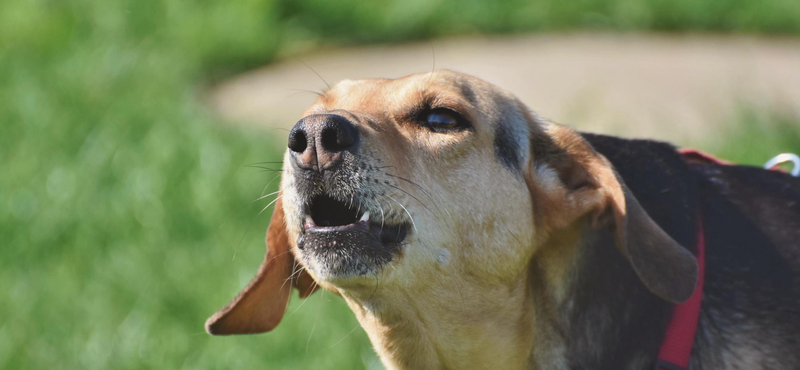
top-left (528, 226), bottom-right (673, 370)
top-left (337, 225), bottom-right (674, 370)
top-left (338, 272), bottom-right (535, 370)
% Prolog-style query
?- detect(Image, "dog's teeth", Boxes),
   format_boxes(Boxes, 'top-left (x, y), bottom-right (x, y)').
top-left (359, 211), bottom-right (370, 223)
top-left (305, 215), bottom-right (314, 225)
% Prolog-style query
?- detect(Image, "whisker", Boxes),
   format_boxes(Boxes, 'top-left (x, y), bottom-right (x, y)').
top-left (305, 283), bottom-right (326, 353)
top-left (379, 204), bottom-right (385, 233)
top-left (261, 173), bottom-right (282, 196)
top-left (257, 195), bottom-right (282, 217)
top-left (453, 268), bottom-right (467, 307)
top-left (281, 264), bottom-right (306, 292)
top-left (252, 190), bottom-right (281, 203)
top-left (367, 270), bottom-right (380, 302)
top-left (306, 303), bottom-right (320, 352)
top-left (232, 194), bottom-right (283, 260)
top-left (385, 172), bottom-right (452, 220)
top-left (216, 196), bottom-right (260, 232)
top-left (502, 225), bottom-right (523, 246)
top-left (330, 324), bottom-right (361, 348)
top-left (387, 195), bottom-right (417, 233)
top-left (244, 164), bottom-right (280, 170)
top-left (284, 88), bottom-right (323, 98)
top-left (431, 43), bottom-right (436, 73)
top-left (386, 184), bottom-right (433, 214)
top-left (427, 43), bottom-right (436, 85)
top-left (245, 165), bottom-right (284, 172)
top-left (249, 161), bottom-right (285, 165)
top-left (309, 280), bottom-right (319, 299)
top-left (385, 173), bottom-right (443, 210)
top-left (262, 250), bottom-right (293, 268)
top-left (309, 279), bottom-right (319, 295)
top-left (296, 58), bottom-right (331, 90)
top-left (287, 284), bottom-right (314, 317)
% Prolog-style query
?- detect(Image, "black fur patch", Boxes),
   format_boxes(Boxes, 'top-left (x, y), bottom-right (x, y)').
top-left (564, 133), bottom-right (699, 369)
top-left (567, 133), bottom-right (800, 368)
top-left (495, 121), bottom-right (522, 172)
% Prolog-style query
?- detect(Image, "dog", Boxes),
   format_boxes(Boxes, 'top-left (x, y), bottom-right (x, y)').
top-left (206, 70), bottom-right (800, 369)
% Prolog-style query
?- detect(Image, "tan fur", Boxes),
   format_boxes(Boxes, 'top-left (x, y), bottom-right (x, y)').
top-left (207, 70), bottom-right (698, 369)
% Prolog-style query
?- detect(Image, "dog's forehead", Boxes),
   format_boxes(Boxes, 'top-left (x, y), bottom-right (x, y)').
top-left (311, 71), bottom-right (494, 116)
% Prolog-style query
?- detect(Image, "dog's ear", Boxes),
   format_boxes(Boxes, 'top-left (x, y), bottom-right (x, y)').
top-left (527, 123), bottom-right (698, 303)
top-left (205, 197), bottom-right (318, 335)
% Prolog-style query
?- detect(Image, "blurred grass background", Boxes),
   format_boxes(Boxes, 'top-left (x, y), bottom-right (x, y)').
top-left (2, 0), bottom-right (799, 369)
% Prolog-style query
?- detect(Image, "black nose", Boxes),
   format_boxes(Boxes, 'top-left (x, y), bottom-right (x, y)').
top-left (288, 114), bottom-right (359, 171)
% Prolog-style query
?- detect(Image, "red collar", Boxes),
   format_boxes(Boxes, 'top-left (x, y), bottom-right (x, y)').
top-left (654, 216), bottom-right (705, 370)
top-left (654, 148), bottom-right (724, 370)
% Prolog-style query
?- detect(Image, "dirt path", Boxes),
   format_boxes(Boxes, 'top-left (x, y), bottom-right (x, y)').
top-left (209, 33), bottom-right (800, 145)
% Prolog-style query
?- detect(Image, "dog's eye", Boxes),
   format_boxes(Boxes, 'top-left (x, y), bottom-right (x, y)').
top-left (425, 108), bottom-right (464, 132)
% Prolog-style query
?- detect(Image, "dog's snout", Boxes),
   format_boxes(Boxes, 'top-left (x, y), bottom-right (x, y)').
top-left (289, 114), bottom-right (359, 171)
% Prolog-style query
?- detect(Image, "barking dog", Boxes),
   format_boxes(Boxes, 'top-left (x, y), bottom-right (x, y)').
top-left (207, 70), bottom-right (800, 370)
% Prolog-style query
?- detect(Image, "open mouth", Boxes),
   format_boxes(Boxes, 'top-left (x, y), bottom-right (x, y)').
top-left (303, 194), bottom-right (408, 245)
top-left (297, 194), bottom-right (409, 278)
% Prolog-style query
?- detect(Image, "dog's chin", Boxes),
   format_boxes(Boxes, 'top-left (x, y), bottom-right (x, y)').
top-left (293, 191), bottom-right (410, 284)
top-left (298, 223), bottom-right (407, 282)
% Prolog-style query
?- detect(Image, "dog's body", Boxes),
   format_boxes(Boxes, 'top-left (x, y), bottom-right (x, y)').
top-left (575, 135), bottom-right (800, 369)
top-left (207, 71), bottom-right (800, 369)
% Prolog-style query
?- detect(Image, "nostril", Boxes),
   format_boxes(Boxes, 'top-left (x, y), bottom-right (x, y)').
top-left (320, 127), bottom-right (341, 152)
top-left (288, 128), bottom-right (307, 153)
top-left (320, 121), bottom-right (357, 152)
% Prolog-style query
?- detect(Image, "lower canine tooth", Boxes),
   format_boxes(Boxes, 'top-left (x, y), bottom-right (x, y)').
top-left (359, 211), bottom-right (370, 222)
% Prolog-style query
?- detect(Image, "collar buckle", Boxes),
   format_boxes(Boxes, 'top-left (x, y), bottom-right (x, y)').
top-left (764, 153), bottom-right (800, 177)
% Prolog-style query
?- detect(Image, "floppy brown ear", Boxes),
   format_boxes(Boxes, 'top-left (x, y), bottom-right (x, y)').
top-left (205, 197), bottom-right (318, 335)
top-left (527, 123), bottom-right (698, 303)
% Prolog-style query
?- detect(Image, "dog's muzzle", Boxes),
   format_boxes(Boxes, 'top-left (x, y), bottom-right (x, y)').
top-left (287, 114), bottom-right (409, 278)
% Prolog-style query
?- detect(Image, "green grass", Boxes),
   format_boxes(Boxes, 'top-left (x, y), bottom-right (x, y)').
top-left (701, 109), bottom-right (800, 168)
top-left (2, 0), bottom-right (800, 368)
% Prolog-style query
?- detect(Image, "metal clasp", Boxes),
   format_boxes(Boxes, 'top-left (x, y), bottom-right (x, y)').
top-left (764, 153), bottom-right (800, 177)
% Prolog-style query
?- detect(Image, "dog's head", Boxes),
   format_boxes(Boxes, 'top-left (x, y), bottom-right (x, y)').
top-left (206, 70), bottom-right (698, 335)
